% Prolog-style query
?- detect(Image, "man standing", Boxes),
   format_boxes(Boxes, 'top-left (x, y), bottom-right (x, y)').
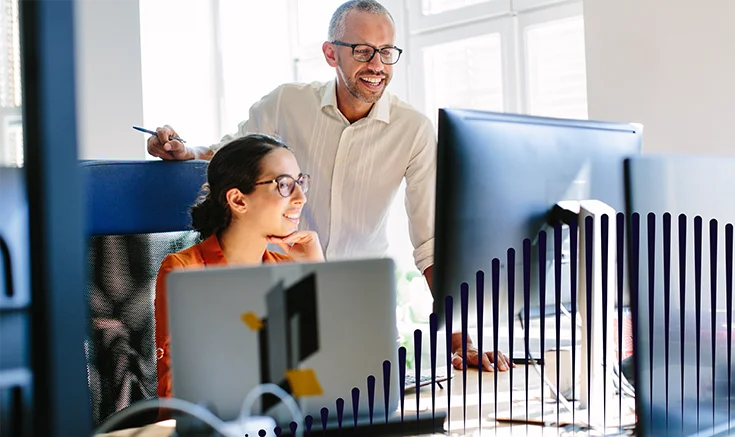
top-left (147, 0), bottom-right (511, 373)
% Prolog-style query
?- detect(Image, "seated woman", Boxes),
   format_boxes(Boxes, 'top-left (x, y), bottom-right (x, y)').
top-left (154, 134), bottom-right (323, 398)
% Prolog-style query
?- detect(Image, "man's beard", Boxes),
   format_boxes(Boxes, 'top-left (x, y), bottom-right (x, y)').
top-left (338, 63), bottom-right (390, 104)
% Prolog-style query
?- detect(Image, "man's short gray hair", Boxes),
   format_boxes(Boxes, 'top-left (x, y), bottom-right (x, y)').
top-left (328, 0), bottom-right (394, 41)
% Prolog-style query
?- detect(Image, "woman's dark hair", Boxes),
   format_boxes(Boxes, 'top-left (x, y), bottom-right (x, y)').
top-left (190, 134), bottom-right (291, 239)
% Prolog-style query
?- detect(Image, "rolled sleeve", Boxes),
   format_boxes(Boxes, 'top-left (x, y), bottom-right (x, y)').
top-left (404, 118), bottom-right (437, 273)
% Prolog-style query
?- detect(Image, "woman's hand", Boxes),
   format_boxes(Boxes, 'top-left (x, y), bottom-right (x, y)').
top-left (267, 231), bottom-right (325, 263)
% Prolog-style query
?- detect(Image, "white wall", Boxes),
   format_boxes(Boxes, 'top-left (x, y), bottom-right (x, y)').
top-left (74, 0), bottom-right (146, 160)
top-left (583, 0), bottom-right (735, 155)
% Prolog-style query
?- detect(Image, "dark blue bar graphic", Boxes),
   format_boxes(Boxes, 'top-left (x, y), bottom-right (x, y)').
top-left (336, 398), bottom-right (344, 431)
top-left (616, 212), bottom-right (625, 429)
top-left (290, 421), bottom-right (298, 436)
top-left (351, 387), bottom-right (359, 430)
top-left (460, 283), bottom-right (469, 433)
top-left (584, 215), bottom-right (593, 426)
top-left (274, 426), bottom-right (282, 437)
top-left (570, 217), bottom-right (578, 426)
top-left (414, 329), bottom-right (422, 427)
top-left (429, 313), bottom-right (438, 428)
top-left (663, 212), bottom-right (672, 430)
top-left (709, 219), bottom-right (718, 428)
top-left (523, 238), bottom-right (531, 422)
top-left (398, 347), bottom-right (406, 427)
top-left (382, 360), bottom-right (391, 426)
top-left (538, 230), bottom-right (546, 420)
top-left (320, 407), bottom-right (329, 437)
top-left (727, 224), bottom-right (733, 432)
top-left (602, 213), bottom-right (610, 431)
top-left (554, 222), bottom-right (562, 426)
top-left (678, 214), bottom-right (687, 427)
top-left (694, 215), bottom-right (702, 428)
top-left (476, 270), bottom-right (484, 427)
top-left (492, 259), bottom-right (500, 423)
top-left (647, 212), bottom-right (655, 417)
top-left (507, 248), bottom-right (516, 423)
top-left (445, 295), bottom-right (453, 431)
top-left (367, 375), bottom-right (375, 429)
top-left (629, 213), bottom-right (641, 432)
top-left (726, 223), bottom-right (733, 431)
top-left (305, 414), bottom-right (313, 437)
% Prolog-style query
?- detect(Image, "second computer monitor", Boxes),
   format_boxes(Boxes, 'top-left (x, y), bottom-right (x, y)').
top-left (433, 109), bottom-right (642, 354)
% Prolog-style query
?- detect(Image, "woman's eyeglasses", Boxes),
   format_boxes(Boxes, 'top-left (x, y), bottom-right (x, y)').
top-left (254, 174), bottom-right (310, 197)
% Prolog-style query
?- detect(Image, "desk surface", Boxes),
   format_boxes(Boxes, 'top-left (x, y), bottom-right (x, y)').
top-left (96, 365), bottom-right (635, 437)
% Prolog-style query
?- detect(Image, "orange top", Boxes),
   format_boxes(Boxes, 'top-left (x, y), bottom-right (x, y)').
top-left (154, 235), bottom-right (290, 398)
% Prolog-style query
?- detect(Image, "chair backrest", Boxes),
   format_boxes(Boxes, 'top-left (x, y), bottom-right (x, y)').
top-left (80, 160), bottom-right (208, 426)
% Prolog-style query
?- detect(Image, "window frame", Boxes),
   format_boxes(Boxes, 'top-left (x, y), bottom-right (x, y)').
top-left (0, 107), bottom-right (23, 166)
top-left (516, 0), bottom-right (586, 115)
top-left (406, 16), bottom-right (518, 122)
top-left (407, 0), bottom-right (511, 35)
top-left (404, 0), bottom-right (585, 116)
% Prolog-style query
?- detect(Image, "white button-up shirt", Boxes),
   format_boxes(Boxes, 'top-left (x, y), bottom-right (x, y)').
top-left (212, 80), bottom-right (436, 273)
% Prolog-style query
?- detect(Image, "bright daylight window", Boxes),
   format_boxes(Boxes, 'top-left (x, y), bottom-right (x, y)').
top-left (422, 0), bottom-right (491, 15)
top-left (423, 33), bottom-right (504, 128)
top-left (296, 0), bottom-right (345, 46)
top-left (525, 15), bottom-right (588, 119)
top-left (0, 0), bottom-right (23, 167)
top-left (139, 0), bottom-right (220, 151)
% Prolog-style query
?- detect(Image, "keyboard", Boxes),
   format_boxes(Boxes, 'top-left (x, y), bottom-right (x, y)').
top-left (404, 372), bottom-right (451, 390)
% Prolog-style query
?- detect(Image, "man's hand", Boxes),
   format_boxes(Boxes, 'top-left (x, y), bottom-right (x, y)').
top-left (450, 332), bottom-right (514, 372)
top-left (423, 265), bottom-right (434, 292)
top-left (147, 125), bottom-right (213, 161)
top-left (267, 231), bottom-right (325, 263)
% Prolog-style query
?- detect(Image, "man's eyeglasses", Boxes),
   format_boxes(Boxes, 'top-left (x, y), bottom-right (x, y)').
top-left (331, 41), bottom-right (403, 65)
top-left (254, 174), bottom-right (310, 198)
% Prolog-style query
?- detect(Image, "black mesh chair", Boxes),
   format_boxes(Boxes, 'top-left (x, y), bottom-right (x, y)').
top-left (80, 160), bottom-right (208, 427)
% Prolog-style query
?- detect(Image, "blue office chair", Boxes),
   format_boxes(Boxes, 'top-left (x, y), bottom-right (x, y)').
top-left (80, 160), bottom-right (208, 426)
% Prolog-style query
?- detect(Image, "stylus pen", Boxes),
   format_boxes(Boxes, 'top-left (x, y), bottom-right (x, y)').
top-left (132, 126), bottom-right (186, 143)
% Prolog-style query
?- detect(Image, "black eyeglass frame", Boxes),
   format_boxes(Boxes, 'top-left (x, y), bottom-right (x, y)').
top-left (331, 40), bottom-right (403, 65)
top-left (253, 173), bottom-right (310, 198)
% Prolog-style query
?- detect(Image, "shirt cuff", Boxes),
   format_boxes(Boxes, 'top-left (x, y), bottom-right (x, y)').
top-left (413, 237), bottom-right (435, 274)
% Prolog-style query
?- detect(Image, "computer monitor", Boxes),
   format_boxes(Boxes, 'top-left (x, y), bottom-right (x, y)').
top-left (625, 154), bottom-right (735, 437)
top-left (433, 109), bottom-right (642, 358)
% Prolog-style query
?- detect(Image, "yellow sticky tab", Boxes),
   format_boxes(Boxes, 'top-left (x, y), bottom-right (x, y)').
top-left (286, 369), bottom-right (323, 397)
top-left (240, 312), bottom-right (263, 331)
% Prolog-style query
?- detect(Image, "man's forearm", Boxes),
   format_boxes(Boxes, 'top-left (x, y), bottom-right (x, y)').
top-left (424, 265), bottom-right (475, 354)
top-left (423, 264), bottom-right (434, 292)
top-left (451, 331), bottom-right (473, 355)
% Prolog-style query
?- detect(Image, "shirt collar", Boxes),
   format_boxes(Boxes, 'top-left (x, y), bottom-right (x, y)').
top-left (199, 234), bottom-right (280, 265)
top-left (199, 235), bottom-right (228, 267)
top-left (320, 79), bottom-right (391, 124)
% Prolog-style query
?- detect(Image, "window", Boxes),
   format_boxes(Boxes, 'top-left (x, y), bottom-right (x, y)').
top-left (295, 0), bottom-right (345, 46)
top-left (406, 0), bottom-right (587, 120)
top-left (0, 0), bottom-right (23, 167)
top-left (139, 0), bottom-right (295, 151)
top-left (422, 33), bottom-right (504, 127)
top-left (218, 0), bottom-right (293, 133)
top-left (525, 15), bottom-right (588, 119)
top-left (139, 0), bottom-right (219, 150)
top-left (295, 56), bottom-right (334, 84)
top-left (422, 0), bottom-right (491, 15)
